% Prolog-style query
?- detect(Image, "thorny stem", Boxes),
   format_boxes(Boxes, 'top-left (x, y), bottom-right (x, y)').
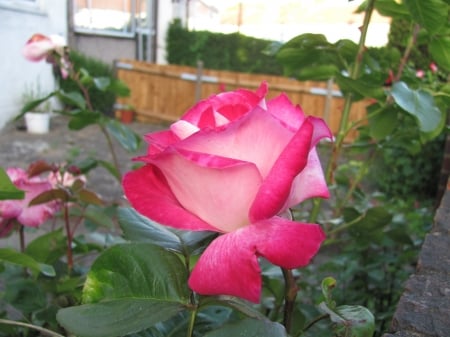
top-left (296, 313), bottom-right (329, 336)
top-left (309, 0), bottom-right (376, 224)
top-left (63, 203), bottom-right (73, 273)
top-left (0, 318), bottom-right (65, 337)
top-left (65, 57), bottom-right (122, 178)
top-left (99, 124), bottom-right (122, 178)
top-left (394, 23), bottom-right (421, 82)
top-left (282, 268), bottom-right (298, 333)
top-left (19, 225), bottom-right (25, 253)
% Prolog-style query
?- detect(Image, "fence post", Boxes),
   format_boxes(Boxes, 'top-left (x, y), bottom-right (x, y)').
top-left (195, 60), bottom-right (204, 102)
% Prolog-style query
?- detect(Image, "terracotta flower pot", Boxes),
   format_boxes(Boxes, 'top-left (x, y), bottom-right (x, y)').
top-left (120, 109), bottom-right (135, 124)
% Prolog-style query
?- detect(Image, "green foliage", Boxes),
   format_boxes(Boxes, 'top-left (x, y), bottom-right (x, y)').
top-left (371, 135), bottom-right (445, 199)
top-left (0, 167), bottom-right (24, 200)
top-left (166, 19), bottom-right (283, 75)
top-left (56, 50), bottom-right (118, 116)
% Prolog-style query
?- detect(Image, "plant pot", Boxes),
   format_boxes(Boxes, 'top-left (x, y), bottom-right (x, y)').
top-left (119, 109), bottom-right (135, 124)
top-left (25, 112), bottom-right (51, 134)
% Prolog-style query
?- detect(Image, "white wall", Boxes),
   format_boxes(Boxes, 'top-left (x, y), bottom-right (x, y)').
top-left (0, 0), bottom-right (67, 130)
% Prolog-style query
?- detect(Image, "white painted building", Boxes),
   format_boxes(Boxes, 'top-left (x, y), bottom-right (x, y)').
top-left (0, 0), bottom-right (180, 129)
top-left (0, 0), bottom-right (67, 129)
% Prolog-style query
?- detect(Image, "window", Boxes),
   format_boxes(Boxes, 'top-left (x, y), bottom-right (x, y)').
top-left (73, 0), bottom-right (136, 37)
top-left (0, 0), bottom-right (42, 13)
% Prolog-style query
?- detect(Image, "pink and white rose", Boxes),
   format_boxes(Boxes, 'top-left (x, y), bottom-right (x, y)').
top-left (123, 82), bottom-right (331, 302)
top-left (0, 168), bottom-right (59, 236)
top-left (22, 33), bottom-right (66, 62)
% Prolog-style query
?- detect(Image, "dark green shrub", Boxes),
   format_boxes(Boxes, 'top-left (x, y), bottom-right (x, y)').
top-left (166, 19), bottom-right (283, 75)
top-left (371, 135), bottom-right (445, 200)
top-left (55, 50), bottom-right (116, 116)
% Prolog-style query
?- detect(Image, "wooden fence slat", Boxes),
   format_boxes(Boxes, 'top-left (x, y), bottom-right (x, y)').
top-left (114, 59), bottom-right (369, 142)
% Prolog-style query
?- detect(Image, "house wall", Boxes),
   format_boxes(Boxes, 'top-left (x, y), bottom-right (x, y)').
top-left (0, 0), bottom-right (67, 130)
top-left (71, 34), bottom-right (136, 65)
top-left (69, 0), bottom-right (175, 66)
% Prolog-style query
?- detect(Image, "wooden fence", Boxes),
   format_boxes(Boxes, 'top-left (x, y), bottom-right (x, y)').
top-left (114, 59), bottom-right (369, 142)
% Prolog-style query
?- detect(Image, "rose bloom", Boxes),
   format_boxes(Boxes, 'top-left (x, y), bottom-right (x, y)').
top-left (429, 62), bottom-right (438, 73)
top-left (48, 170), bottom-right (86, 189)
top-left (22, 33), bottom-right (69, 78)
top-left (123, 82), bottom-right (331, 302)
top-left (0, 168), bottom-right (59, 237)
top-left (22, 33), bottom-right (66, 62)
top-left (416, 69), bottom-right (425, 78)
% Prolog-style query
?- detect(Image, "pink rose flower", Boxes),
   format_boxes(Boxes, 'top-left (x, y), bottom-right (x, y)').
top-left (22, 33), bottom-right (66, 62)
top-left (48, 170), bottom-right (86, 189)
top-left (429, 62), bottom-right (438, 73)
top-left (416, 69), bottom-right (425, 78)
top-left (123, 82), bottom-right (331, 302)
top-left (0, 168), bottom-right (59, 235)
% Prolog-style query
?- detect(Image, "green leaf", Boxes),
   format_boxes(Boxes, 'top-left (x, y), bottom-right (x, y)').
top-left (0, 248), bottom-right (55, 277)
top-left (81, 243), bottom-right (190, 303)
top-left (25, 229), bottom-right (66, 264)
top-left (429, 35), bottom-right (450, 72)
top-left (93, 77), bottom-right (111, 91)
top-left (277, 33), bottom-right (337, 76)
top-left (336, 305), bottom-right (375, 337)
top-left (57, 243), bottom-right (190, 337)
top-left (20, 92), bottom-right (55, 115)
top-left (319, 302), bottom-right (375, 337)
top-left (118, 207), bottom-right (216, 255)
top-left (203, 318), bottom-right (288, 337)
top-left (58, 90), bottom-right (86, 110)
top-left (57, 299), bottom-right (185, 337)
top-left (104, 118), bottom-right (142, 153)
top-left (374, 0), bottom-right (410, 19)
top-left (0, 167), bottom-right (24, 200)
top-left (109, 79), bottom-right (131, 97)
top-left (296, 65), bottom-right (339, 81)
top-left (404, 0), bottom-right (448, 34)
top-left (68, 111), bottom-right (102, 130)
top-left (368, 104), bottom-right (399, 140)
top-left (343, 207), bottom-right (392, 243)
top-left (336, 74), bottom-right (385, 101)
top-left (83, 204), bottom-right (115, 229)
top-left (391, 81), bottom-right (442, 133)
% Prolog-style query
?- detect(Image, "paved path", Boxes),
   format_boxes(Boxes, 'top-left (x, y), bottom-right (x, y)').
top-left (0, 115), bottom-right (163, 203)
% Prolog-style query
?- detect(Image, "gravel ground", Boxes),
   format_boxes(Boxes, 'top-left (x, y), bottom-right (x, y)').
top-left (0, 115), bottom-right (165, 203)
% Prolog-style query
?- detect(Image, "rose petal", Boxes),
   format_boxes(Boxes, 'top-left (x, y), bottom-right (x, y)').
top-left (282, 148), bottom-right (330, 210)
top-left (188, 228), bottom-right (262, 302)
top-left (266, 94), bottom-right (306, 131)
top-left (188, 216), bottom-right (325, 302)
top-left (170, 120), bottom-right (200, 140)
top-left (182, 83), bottom-right (267, 126)
top-left (16, 181), bottom-right (58, 227)
top-left (145, 148), bottom-right (263, 232)
top-left (249, 120), bottom-right (313, 222)
top-left (22, 34), bottom-right (58, 62)
top-left (123, 165), bottom-right (216, 232)
top-left (144, 129), bottom-right (180, 156)
top-left (178, 106), bottom-right (293, 179)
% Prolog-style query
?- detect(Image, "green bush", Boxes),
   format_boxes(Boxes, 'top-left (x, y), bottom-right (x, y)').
top-left (55, 50), bottom-right (116, 116)
top-left (371, 135), bottom-right (445, 200)
top-left (166, 19), bottom-right (283, 75)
